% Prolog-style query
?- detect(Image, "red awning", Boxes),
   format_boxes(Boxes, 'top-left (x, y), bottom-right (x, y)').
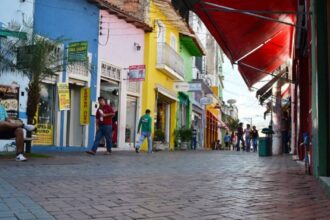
top-left (193, 0), bottom-right (297, 87)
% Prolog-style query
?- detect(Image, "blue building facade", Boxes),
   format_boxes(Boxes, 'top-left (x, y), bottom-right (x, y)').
top-left (34, 0), bottom-right (100, 148)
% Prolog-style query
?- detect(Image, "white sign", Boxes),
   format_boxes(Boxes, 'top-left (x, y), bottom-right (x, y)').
top-left (174, 82), bottom-right (202, 92)
top-left (128, 65), bottom-right (145, 81)
top-left (200, 97), bottom-right (213, 105)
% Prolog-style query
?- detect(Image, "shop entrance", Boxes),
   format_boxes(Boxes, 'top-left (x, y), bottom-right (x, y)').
top-left (66, 84), bottom-right (84, 146)
top-left (100, 80), bottom-right (120, 147)
top-left (125, 96), bottom-right (138, 147)
top-left (155, 94), bottom-right (172, 144)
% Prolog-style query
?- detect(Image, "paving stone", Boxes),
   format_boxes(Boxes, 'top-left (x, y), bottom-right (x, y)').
top-left (0, 151), bottom-right (330, 219)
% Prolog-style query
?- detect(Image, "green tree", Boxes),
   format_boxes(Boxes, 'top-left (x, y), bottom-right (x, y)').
top-left (1, 26), bottom-right (64, 152)
top-left (227, 117), bottom-right (239, 132)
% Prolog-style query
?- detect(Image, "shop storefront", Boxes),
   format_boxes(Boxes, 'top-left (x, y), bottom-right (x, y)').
top-left (205, 110), bottom-right (218, 150)
top-left (125, 95), bottom-right (138, 147)
top-left (33, 83), bottom-right (57, 146)
top-left (177, 92), bottom-right (190, 129)
top-left (100, 79), bottom-right (120, 147)
top-left (192, 106), bottom-right (203, 149)
top-left (154, 86), bottom-right (178, 149)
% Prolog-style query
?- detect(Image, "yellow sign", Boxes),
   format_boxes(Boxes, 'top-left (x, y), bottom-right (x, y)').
top-left (58, 83), bottom-right (70, 110)
top-left (33, 108), bottom-right (54, 145)
top-left (33, 124), bottom-right (54, 145)
top-left (80, 87), bottom-right (90, 125)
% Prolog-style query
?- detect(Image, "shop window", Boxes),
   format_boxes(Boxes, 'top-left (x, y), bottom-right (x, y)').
top-left (33, 83), bottom-right (56, 145)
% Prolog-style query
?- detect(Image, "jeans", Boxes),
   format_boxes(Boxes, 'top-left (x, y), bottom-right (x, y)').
top-left (91, 125), bottom-right (112, 152)
top-left (136, 131), bottom-right (152, 153)
top-left (236, 136), bottom-right (244, 151)
top-left (191, 137), bottom-right (197, 150)
top-left (252, 138), bottom-right (258, 152)
top-left (245, 136), bottom-right (251, 152)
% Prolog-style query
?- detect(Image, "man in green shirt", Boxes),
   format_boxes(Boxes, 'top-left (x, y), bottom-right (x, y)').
top-left (135, 109), bottom-right (152, 153)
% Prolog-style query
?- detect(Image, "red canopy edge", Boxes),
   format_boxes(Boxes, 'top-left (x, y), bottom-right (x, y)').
top-left (238, 25), bottom-right (295, 87)
top-left (193, 0), bottom-right (298, 87)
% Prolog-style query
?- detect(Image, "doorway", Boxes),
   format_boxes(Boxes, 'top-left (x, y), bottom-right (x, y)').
top-left (155, 97), bottom-right (171, 144)
top-left (66, 84), bottom-right (84, 147)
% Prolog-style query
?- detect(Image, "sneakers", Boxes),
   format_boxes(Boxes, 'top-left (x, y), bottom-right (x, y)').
top-left (23, 124), bottom-right (36, 132)
top-left (16, 154), bottom-right (27, 162)
top-left (85, 150), bottom-right (96, 155)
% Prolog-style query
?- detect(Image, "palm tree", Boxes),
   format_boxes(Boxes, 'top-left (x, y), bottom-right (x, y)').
top-left (1, 27), bottom-right (64, 152)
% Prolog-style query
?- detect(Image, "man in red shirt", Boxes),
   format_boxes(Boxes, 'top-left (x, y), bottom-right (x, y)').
top-left (86, 96), bottom-right (115, 155)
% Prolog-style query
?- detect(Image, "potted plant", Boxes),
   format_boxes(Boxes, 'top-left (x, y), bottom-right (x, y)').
top-left (179, 128), bottom-right (192, 150)
top-left (153, 129), bottom-right (166, 151)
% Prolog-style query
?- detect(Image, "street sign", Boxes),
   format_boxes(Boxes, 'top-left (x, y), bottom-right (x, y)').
top-left (174, 82), bottom-right (202, 92)
top-left (68, 41), bottom-right (88, 62)
top-left (200, 97), bottom-right (213, 105)
top-left (128, 65), bottom-right (146, 81)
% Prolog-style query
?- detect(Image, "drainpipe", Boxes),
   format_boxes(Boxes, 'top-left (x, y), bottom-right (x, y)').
top-left (272, 81), bottom-right (282, 155)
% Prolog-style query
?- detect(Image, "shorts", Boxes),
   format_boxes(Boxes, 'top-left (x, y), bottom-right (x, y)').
top-left (0, 128), bottom-right (16, 139)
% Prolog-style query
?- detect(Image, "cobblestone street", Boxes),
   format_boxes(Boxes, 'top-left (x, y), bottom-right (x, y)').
top-left (1, 151), bottom-right (330, 220)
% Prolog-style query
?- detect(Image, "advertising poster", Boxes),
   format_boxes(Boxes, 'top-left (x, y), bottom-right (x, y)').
top-left (128, 65), bottom-right (146, 81)
top-left (58, 83), bottom-right (70, 110)
top-left (80, 87), bottom-right (90, 125)
top-left (33, 85), bottom-right (54, 145)
top-left (0, 84), bottom-right (19, 119)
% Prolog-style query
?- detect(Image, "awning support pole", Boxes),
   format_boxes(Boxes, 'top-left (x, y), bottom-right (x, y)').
top-left (237, 62), bottom-right (293, 83)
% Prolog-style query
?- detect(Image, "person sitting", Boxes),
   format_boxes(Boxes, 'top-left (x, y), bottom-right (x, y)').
top-left (0, 92), bottom-right (35, 161)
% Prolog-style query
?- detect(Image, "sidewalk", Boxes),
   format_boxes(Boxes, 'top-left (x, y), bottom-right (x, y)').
top-left (0, 151), bottom-right (330, 219)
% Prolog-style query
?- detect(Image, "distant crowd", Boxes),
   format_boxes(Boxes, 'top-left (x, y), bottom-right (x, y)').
top-left (217, 123), bottom-right (259, 152)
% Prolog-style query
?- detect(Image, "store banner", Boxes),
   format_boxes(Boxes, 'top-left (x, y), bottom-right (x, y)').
top-left (80, 87), bottom-right (90, 125)
top-left (68, 41), bottom-right (88, 62)
top-left (0, 84), bottom-right (19, 119)
top-left (57, 83), bottom-right (70, 110)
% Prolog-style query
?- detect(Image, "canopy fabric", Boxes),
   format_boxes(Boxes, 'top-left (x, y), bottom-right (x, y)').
top-left (192, 0), bottom-right (297, 87)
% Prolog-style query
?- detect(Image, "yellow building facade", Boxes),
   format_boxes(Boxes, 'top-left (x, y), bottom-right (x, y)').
top-left (141, 0), bottom-right (190, 150)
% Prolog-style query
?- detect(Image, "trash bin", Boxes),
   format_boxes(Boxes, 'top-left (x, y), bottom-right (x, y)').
top-left (258, 137), bottom-right (271, 156)
top-left (259, 127), bottom-right (274, 157)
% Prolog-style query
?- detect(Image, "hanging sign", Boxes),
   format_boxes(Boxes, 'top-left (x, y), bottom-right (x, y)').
top-left (80, 87), bottom-right (90, 125)
top-left (68, 41), bottom-right (88, 62)
top-left (174, 82), bottom-right (202, 92)
top-left (200, 97), bottom-right (213, 105)
top-left (128, 65), bottom-right (146, 81)
top-left (57, 83), bottom-right (70, 110)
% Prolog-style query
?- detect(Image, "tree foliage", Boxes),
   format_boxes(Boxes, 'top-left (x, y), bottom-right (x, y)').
top-left (0, 28), bottom-right (63, 124)
top-left (227, 117), bottom-right (239, 132)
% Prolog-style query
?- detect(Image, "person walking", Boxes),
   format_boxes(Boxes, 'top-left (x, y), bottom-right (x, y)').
top-left (244, 124), bottom-right (252, 152)
top-left (135, 109), bottom-right (152, 153)
top-left (86, 97), bottom-right (114, 155)
top-left (224, 132), bottom-right (231, 150)
top-left (251, 126), bottom-right (259, 152)
top-left (230, 131), bottom-right (236, 151)
top-left (235, 123), bottom-right (244, 151)
top-left (0, 92), bottom-right (36, 161)
top-left (191, 124), bottom-right (197, 150)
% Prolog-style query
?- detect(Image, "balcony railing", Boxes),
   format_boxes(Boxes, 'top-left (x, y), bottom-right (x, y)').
top-left (156, 42), bottom-right (184, 81)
